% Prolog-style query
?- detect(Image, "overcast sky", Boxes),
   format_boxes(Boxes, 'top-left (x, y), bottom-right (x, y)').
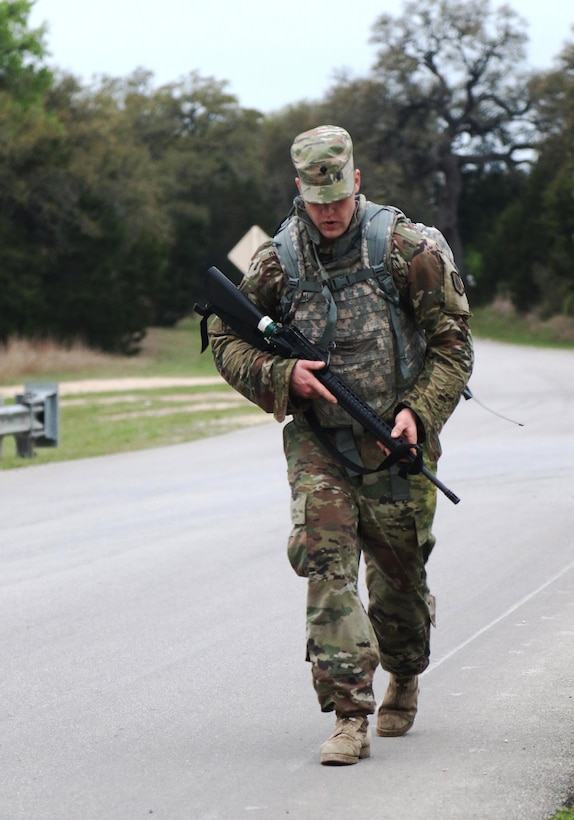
top-left (29, 0), bottom-right (573, 113)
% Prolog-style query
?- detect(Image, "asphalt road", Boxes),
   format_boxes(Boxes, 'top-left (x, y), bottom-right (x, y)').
top-left (1, 339), bottom-right (573, 820)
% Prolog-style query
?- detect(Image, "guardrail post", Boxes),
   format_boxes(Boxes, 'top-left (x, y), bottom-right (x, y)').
top-left (0, 382), bottom-right (59, 459)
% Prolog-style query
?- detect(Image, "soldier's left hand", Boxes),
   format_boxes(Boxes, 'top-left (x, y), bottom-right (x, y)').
top-left (377, 407), bottom-right (418, 456)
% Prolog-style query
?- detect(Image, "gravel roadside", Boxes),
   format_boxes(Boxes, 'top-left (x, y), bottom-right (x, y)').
top-left (0, 376), bottom-right (223, 398)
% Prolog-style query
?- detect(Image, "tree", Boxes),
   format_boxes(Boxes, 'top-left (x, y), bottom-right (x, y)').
top-left (0, 70), bottom-right (171, 352)
top-left (367, 0), bottom-right (537, 274)
top-left (486, 37), bottom-right (574, 314)
top-left (119, 72), bottom-right (271, 318)
top-left (0, 0), bottom-right (57, 342)
top-left (0, 63), bottom-right (273, 350)
top-left (0, 0), bottom-right (52, 104)
top-left (39, 73), bottom-right (171, 351)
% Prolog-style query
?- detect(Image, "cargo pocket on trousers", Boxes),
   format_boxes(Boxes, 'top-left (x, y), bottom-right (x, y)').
top-left (287, 492), bottom-right (309, 577)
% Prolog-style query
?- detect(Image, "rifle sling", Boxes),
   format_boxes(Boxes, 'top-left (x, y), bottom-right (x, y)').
top-left (303, 406), bottom-right (414, 478)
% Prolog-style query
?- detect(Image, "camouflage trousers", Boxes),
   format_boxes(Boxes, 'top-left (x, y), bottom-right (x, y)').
top-left (283, 417), bottom-right (437, 717)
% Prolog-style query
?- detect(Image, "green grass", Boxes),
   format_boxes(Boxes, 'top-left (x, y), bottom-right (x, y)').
top-left (1, 308), bottom-right (573, 470)
top-left (0, 384), bottom-right (266, 468)
top-left (470, 303), bottom-right (574, 348)
top-left (0, 317), bottom-right (271, 469)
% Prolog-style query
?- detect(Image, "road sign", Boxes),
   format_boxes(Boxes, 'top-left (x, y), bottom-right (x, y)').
top-left (227, 225), bottom-right (270, 275)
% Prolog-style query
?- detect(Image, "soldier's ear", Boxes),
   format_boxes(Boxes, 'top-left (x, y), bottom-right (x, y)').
top-left (295, 177), bottom-right (302, 194)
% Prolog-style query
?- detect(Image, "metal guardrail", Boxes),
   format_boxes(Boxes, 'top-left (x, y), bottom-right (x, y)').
top-left (0, 382), bottom-right (59, 458)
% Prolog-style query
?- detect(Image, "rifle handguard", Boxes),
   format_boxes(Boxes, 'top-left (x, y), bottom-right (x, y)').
top-left (194, 266), bottom-right (460, 504)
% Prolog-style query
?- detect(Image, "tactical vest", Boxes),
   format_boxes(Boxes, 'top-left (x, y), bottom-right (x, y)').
top-left (273, 202), bottom-right (427, 429)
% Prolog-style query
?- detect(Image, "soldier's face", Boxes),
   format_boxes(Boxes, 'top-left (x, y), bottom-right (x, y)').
top-left (298, 170), bottom-right (361, 240)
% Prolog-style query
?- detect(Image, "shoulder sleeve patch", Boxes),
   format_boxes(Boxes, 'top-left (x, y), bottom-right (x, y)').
top-left (451, 270), bottom-right (466, 296)
top-left (443, 261), bottom-right (471, 315)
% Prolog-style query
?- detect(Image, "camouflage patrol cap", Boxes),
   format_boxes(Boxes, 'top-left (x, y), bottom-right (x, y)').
top-left (291, 125), bottom-right (355, 204)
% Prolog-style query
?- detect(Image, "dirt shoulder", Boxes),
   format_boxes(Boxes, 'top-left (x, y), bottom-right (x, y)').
top-left (0, 376), bottom-right (223, 398)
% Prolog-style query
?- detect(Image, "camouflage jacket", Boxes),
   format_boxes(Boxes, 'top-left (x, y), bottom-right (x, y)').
top-left (209, 195), bottom-right (474, 461)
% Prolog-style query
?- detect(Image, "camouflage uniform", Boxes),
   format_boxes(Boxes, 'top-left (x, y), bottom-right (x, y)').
top-left (209, 127), bottom-right (473, 719)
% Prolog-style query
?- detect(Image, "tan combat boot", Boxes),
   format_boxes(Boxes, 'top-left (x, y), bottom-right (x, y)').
top-left (376, 674), bottom-right (419, 737)
top-left (320, 715), bottom-right (371, 765)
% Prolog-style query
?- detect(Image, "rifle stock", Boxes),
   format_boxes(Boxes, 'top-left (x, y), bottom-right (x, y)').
top-left (195, 266), bottom-right (460, 505)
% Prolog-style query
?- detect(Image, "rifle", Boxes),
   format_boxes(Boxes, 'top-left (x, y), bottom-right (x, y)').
top-left (194, 265), bottom-right (460, 505)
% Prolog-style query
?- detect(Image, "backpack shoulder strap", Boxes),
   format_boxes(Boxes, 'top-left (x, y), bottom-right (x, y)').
top-left (273, 214), bottom-right (298, 281)
top-left (273, 216), bottom-right (324, 323)
top-left (274, 204), bottom-right (402, 302)
top-left (363, 204), bottom-right (422, 384)
top-left (273, 203), bottom-right (405, 346)
top-left (362, 203), bottom-right (402, 275)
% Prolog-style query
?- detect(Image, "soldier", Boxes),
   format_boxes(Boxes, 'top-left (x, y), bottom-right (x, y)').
top-left (209, 125), bottom-right (473, 765)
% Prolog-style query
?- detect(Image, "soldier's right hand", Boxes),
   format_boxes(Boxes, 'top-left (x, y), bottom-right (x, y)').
top-left (289, 360), bottom-right (338, 403)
